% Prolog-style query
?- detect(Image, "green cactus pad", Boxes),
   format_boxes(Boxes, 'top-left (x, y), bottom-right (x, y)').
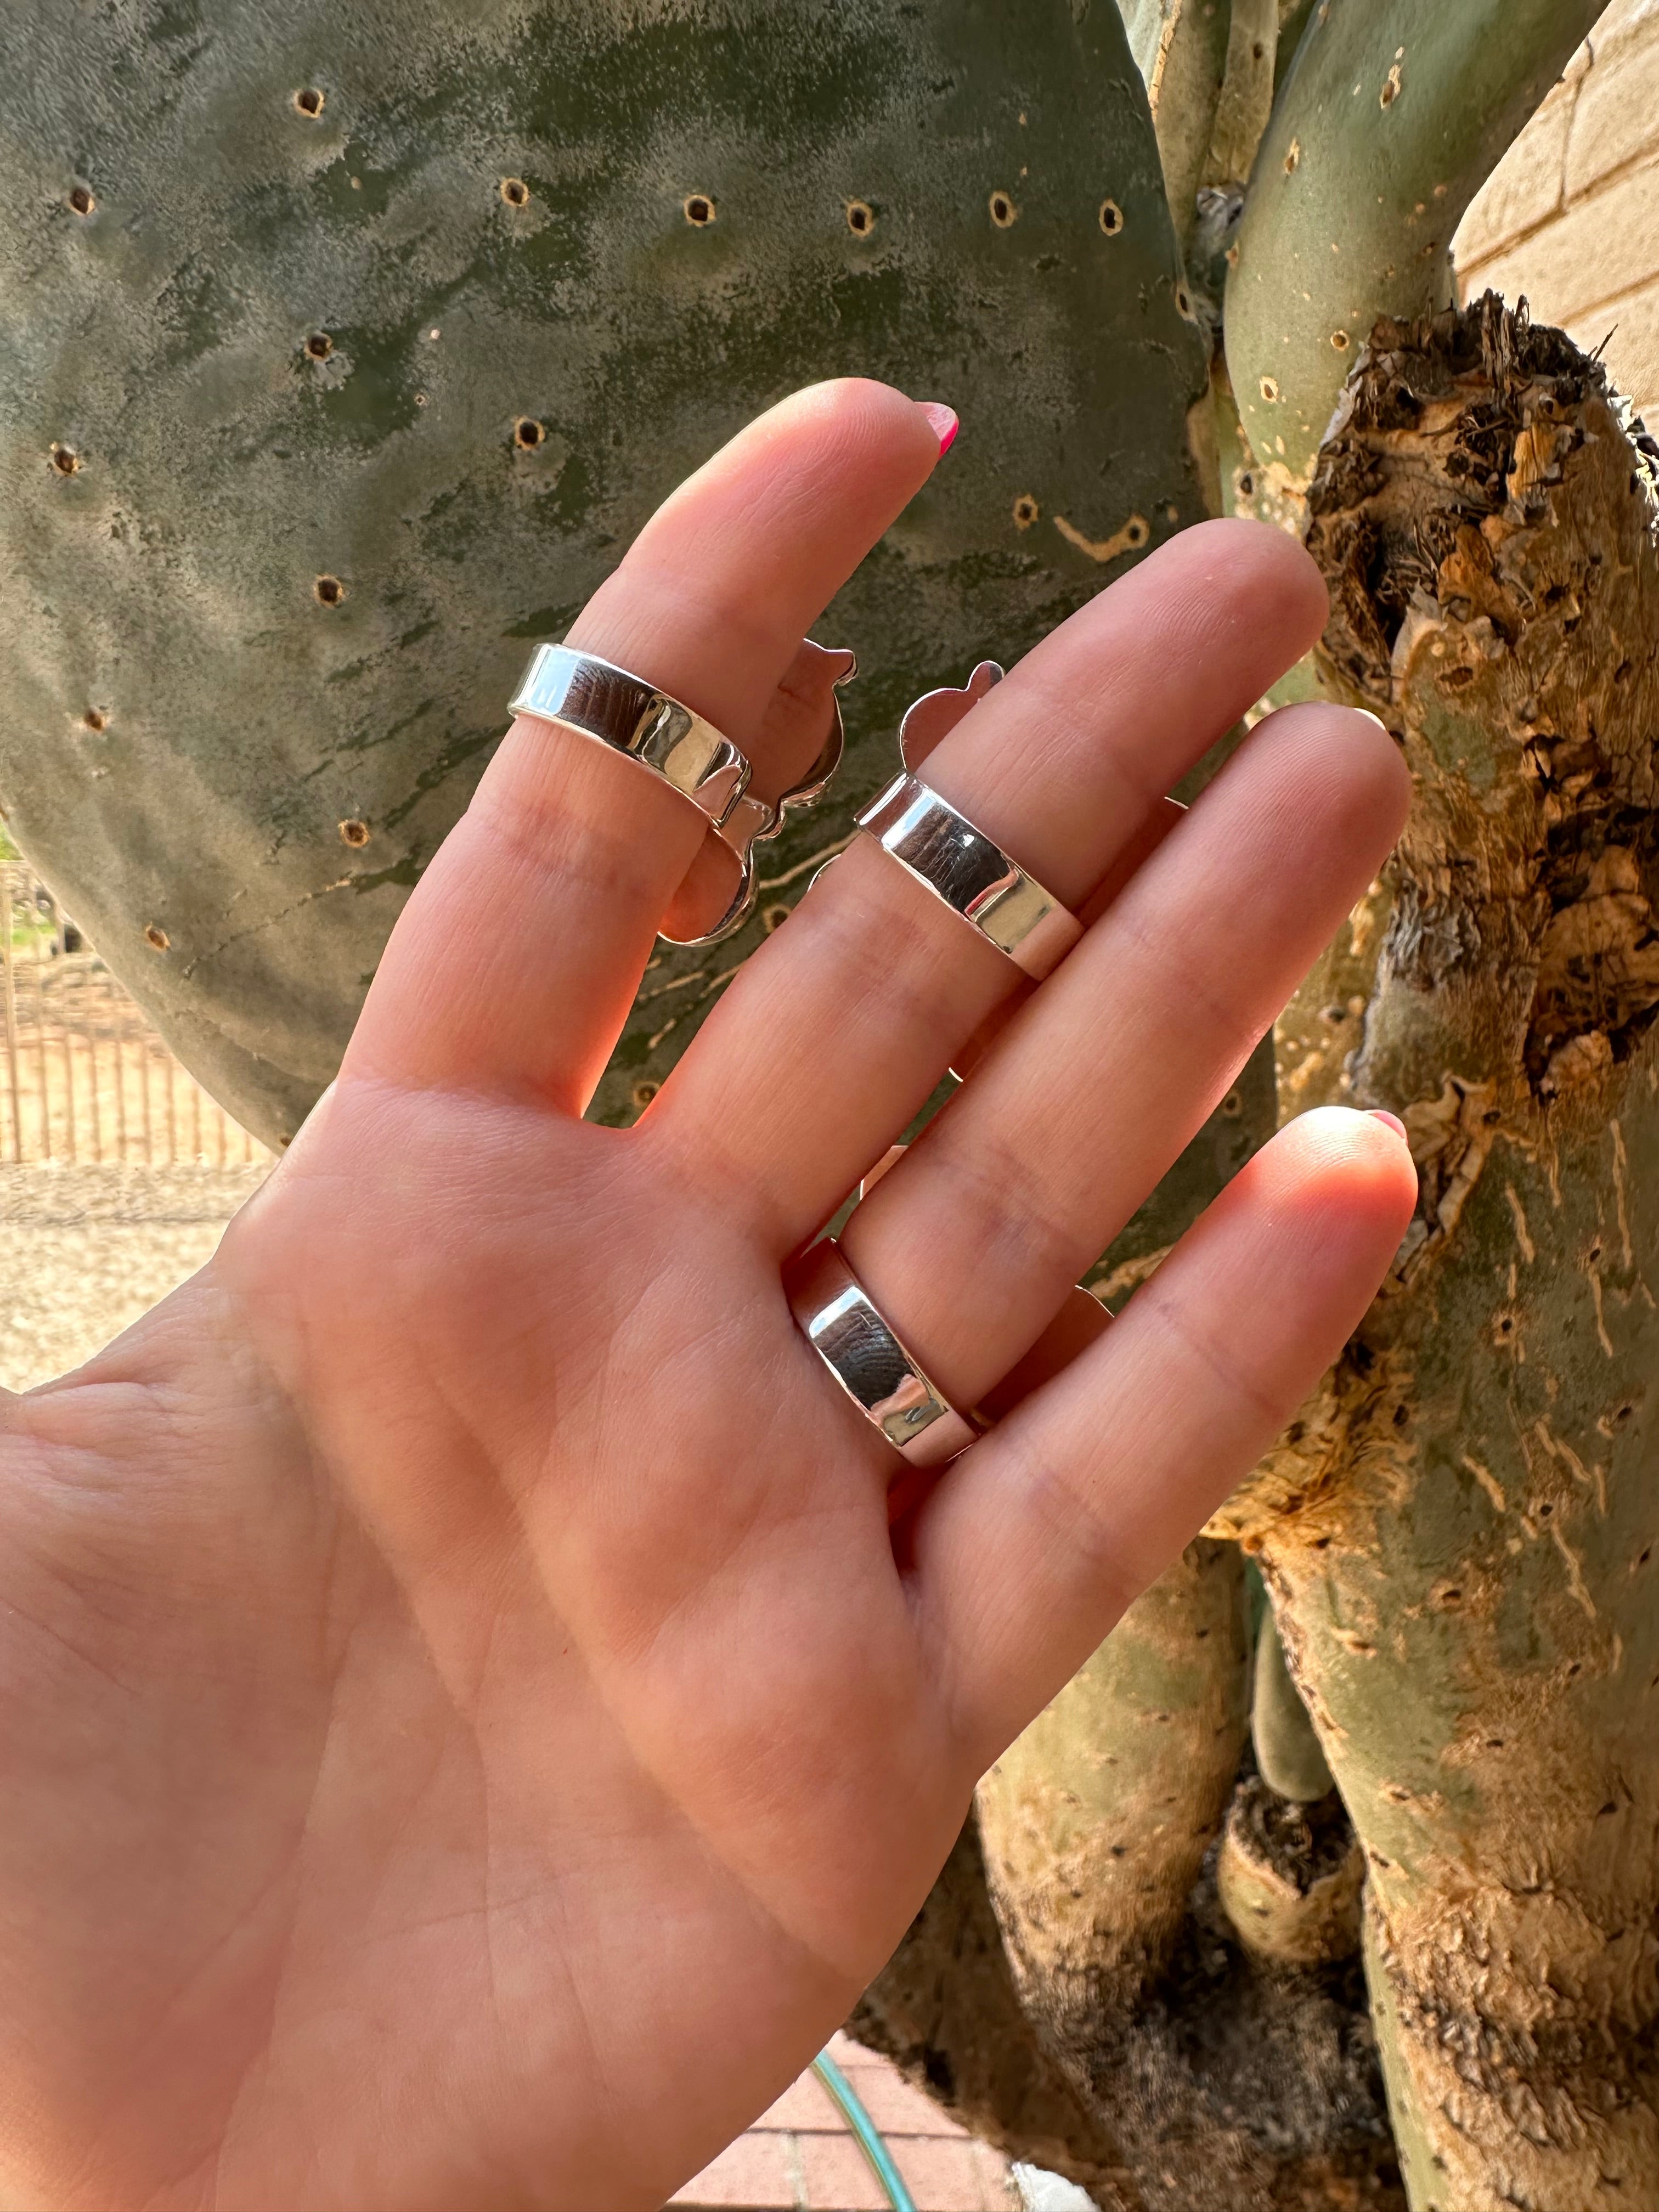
top-left (0, 0), bottom-right (1205, 1147)
top-left (1225, 0), bottom-right (1599, 487)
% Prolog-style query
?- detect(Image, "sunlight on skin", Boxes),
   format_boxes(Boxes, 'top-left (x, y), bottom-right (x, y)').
top-left (0, 381), bottom-right (1416, 2212)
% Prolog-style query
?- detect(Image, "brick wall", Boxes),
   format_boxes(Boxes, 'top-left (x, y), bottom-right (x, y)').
top-left (1455, 0), bottom-right (1659, 421)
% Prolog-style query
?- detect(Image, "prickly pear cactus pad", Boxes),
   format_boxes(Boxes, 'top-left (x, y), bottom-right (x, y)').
top-left (1, 0), bottom-right (1205, 1148)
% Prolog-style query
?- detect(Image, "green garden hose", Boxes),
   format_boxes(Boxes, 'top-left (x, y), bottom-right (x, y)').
top-left (810, 2050), bottom-right (919, 2212)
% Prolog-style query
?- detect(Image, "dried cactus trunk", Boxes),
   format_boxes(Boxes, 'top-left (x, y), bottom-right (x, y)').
top-left (1214, 296), bottom-right (1659, 2210)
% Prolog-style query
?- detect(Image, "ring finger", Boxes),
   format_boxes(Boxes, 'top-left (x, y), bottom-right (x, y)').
top-left (838, 697), bottom-right (1408, 1420)
top-left (656, 516), bottom-right (1333, 1239)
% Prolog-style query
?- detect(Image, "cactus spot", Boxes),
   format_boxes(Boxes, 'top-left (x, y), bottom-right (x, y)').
top-left (500, 176), bottom-right (530, 207)
top-left (414, 392), bottom-right (428, 407)
top-left (144, 924), bottom-right (170, 952)
top-left (762, 902), bottom-right (791, 933)
top-left (292, 87), bottom-right (325, 118)
top-left (304, 332), bottom-right (334, 360)
top-left (49, 443), bottom-right (80, 475)
top-left (989, 190), bottom-right (1018, 228)
top-left (1284, 140), bottom-right (1300, 176)
top-left (1125, 516), bottom-right (1150, 548)
top-left (1013, 493), bottom-right (1040, 530)
top-left (683, 194), bottom-right (715, 226)
top-left (1221, 1088), bottom-right (1243, 1118)
top-left (1260, 375), bottom-right (1280, 403)
top-left (338, 818), bottom-right (371, 849)
top-left (1238, 471), bottom-right (1255, 497)
top-left (82, 708), bottom-right (108, 732)
top-left (68, 184), bottom-right (95, 216)
top-left (1380, 63), bottom-right (1401, 108)
top-left (1175, 283), bottom-right (1196, 321)
top-left (1098, 198), bottom-right (1124, 235)
top-left (1331, 329), bottom-right (1350, 351)
top-left (845, 199), bottom-right (874, 236)
top-left (313, 574), bottom-right (346, 606)
top-left (632, 1080), bottom-right (659, 1110)
top-left (514, 416), bottom-right (546, 450)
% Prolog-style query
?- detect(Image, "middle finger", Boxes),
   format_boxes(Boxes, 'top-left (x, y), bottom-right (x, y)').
top-left (654, 517), bottom-right (1325, 1243)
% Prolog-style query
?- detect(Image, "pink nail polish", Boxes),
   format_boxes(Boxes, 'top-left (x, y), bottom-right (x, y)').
top-left (917, 402), bottom-right (959, 456)
top-left (1368, 1109), bottom-right (1409, 1143)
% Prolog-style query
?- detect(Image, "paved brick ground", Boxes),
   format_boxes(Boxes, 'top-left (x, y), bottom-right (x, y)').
top-left (669, 2035), bottom-right (1022, 2211)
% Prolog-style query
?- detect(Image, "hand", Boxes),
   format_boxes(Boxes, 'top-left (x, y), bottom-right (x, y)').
top-left (0, 380), bottom-right (1415, 2211)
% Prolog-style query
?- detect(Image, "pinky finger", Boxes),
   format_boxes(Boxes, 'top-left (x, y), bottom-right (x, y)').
top-left (914, 1106), bottom-right (1418, 1770)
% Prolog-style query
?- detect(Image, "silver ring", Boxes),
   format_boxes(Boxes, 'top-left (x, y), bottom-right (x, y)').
top-left (661, 643), bottom-right (855, 946)
top-left (510, 644), bottom-right (751, 827)
top-left (855, 774), bottom-right (1083, 980)
top-left (785, 1239), bottom-right (979, 1468)
top-left (511, 641), bottom-right (852, 950)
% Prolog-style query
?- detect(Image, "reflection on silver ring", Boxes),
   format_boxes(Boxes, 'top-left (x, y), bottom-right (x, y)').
top-left (855, 774), bottom-right (1082, 979)
top-left (511, 640), bottom-right (853, 949)
top-left (510, 643), bottom-right (750, 826)
top-left (785, 1239), bottom-right (979, 1467)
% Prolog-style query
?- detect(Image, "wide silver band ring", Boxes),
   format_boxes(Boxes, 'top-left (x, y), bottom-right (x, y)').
top-left (855, 774), bottom-right (1083, 980)
top-left (785, 1239), bottom-right (979, 1468)
top-left (510, 641), bottom-right (850, 947)
top-left (511, 642), bottom-right (749, 826)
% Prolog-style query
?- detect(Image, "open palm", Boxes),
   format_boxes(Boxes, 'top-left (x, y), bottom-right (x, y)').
top-left (0, 381), bottom-right (1415, 2211)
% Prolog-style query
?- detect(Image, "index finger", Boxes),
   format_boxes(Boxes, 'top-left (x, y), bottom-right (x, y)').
top-left (346, 380), bottom-right (953, 1115)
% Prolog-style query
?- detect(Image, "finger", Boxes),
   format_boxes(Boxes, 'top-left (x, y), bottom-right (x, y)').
top-left (915, 1107), bottom-right (1419, 1765)
top-left (837, 701), bottom-right (1409, 1413)
top-left (973, 1285), bottom-right (1111, 1424)
top-left (950, 791), bottom-right (1186, 1084)
top-left (345, 380), bottom-right (951, 1114)
top-left (656, 518), bottom-right (1328, 1237)
top-left (659, 639), bottom-right (856, 943)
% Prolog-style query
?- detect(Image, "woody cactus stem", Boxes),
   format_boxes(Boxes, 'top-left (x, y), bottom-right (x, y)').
top-left (1216, 297), bottom-right (1659, 2209)
top-left (1226, 0), bottom-right (1601, 489)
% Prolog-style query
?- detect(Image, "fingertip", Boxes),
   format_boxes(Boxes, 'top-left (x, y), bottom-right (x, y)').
top-left (1273, 1103), bottom-right (1420, 1243)
top-left (1173, 513), bottom-right (1331, 650)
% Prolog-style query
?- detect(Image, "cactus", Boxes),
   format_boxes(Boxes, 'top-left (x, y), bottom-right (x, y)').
top-left (0, 0), bottom-right (1207, 1149)
top-left (6, 4), bottom-right (1658, 2208)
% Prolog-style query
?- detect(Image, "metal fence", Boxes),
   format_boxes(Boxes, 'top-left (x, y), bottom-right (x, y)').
top-left (1, 860), bottom-right (269, 1168)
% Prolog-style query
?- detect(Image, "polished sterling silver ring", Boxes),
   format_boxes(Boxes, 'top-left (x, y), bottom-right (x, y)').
top-left (785, 1239), bottom-right (979, 1468)
top-left (511, 643), bottom-right (751, 826)
top-left (510, 640), bottom-right (852, 949)
top-left (855, 774), bottom-right (1083, 980)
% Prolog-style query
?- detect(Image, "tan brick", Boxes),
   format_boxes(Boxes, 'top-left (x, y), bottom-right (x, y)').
top-left (1455, 80), bottom-right (1572, 268)
top-left (668, 2128), bottom-right (797, 2208)
top-left (889, 2133), bottom-right (998, 2210)
top-left (1566, 10), bottom-right (1659, 199)
top-left (797, 2129), bottom-right (892, 2211)
top-left (972, 2140), bottom-right (1025, 2211)
top-left (1459, 150), bottom-right (1659, 322)
top-left (753, 2069), bottom-right (840, 2131)
top-left (1564, 276), bottom-right (1659, 423)
top-left (825, 2061), bottom-right (968, 2137)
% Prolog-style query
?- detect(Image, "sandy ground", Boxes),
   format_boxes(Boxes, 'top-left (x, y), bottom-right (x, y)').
top-left (0, 1164), bottom-right (270, 1392)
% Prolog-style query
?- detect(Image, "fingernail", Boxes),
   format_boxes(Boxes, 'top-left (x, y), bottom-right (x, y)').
top-left (1368, 1109), bottom-right (1409, 1143)
top-left (917, 402), bottom-right (959, 456)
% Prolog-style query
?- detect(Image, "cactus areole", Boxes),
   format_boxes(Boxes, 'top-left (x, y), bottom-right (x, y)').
top-left (0, 0), bottom-right (1205, 1149)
